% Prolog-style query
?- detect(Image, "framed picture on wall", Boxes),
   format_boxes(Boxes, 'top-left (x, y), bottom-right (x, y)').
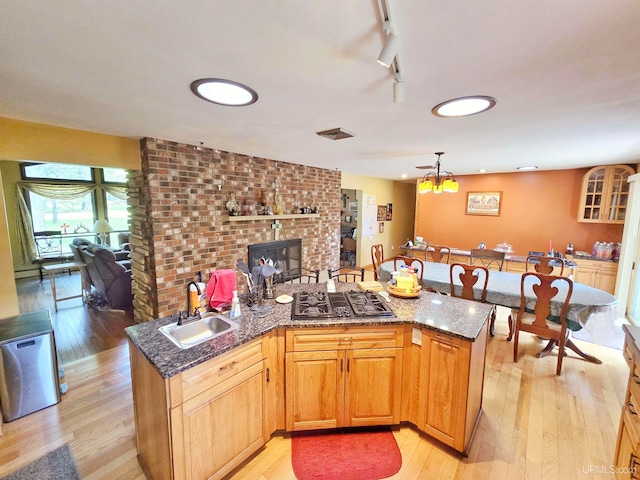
top-left (344, 215), bottom-right (351, 223)
top-left (466, 191), bottom-right (502, 216)
top-left (379, 222), bottom-right (384, 233)
top-left (377, 205), bottom-right (387, 221)
top-left (349, 201), bottom-right (358, 211)
top-left (386, 203), bottom-right (393, 221)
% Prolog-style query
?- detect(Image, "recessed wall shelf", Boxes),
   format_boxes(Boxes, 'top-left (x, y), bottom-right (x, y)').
top-left (227, 214), bottom-right (320, 221)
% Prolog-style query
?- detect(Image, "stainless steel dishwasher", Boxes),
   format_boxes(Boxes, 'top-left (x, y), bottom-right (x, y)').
top-left (0, 310), bottom-right (61, 422)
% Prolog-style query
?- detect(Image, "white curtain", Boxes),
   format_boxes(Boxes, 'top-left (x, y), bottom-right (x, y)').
top-left (15, 182), bottom-right (97, 263)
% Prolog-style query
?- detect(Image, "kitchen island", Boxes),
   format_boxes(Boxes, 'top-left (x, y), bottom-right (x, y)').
top-left (126, 282), bottom-right (493, 479)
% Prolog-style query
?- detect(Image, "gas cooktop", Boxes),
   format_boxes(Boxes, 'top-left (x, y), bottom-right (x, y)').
top-left (291, 290), bottom-right (395, 320)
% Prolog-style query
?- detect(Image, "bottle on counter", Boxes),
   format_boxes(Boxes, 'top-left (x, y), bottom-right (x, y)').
top-left (592, 241), bottom-right (600, 257)
top-left (229, 290), bottom-right (242, 320)
top-left (613, 242), bottom-right (621, 261)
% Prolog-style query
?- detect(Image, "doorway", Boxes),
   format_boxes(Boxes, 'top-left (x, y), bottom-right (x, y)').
top-left (341, 189), bottom-right (358, 266)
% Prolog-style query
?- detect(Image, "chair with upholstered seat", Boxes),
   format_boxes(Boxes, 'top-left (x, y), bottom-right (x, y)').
top-left (513, 272), bottom-right (573, 376)
top-left (427, 245), bottom-right (451, 264)
top-left (506, 254), bottom-right (566, 339)
top-left (371, 244), bottom-right (384, 281)
top-left (328, 267), bottom-right (365, 282)
top-left (279, 267), bottom-right (320, 283)
top-left (470, 249), bottom-right (506, 271)
top-left (393, 255), bottom-right (424, 287)
top-left (449, 263), bottom-right (496, 335)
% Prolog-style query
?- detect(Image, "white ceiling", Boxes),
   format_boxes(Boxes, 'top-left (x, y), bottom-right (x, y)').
top-left (1, 0), bottom-right (639, 179)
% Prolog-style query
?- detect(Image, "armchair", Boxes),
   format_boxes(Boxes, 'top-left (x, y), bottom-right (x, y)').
top-left (77, 242), bottom-right (133, 310)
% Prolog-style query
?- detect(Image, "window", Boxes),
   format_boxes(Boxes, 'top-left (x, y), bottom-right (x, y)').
top-left (21, 163), bottom-right (129, 250)
top-left (23, 163), bottom-right (93, 181)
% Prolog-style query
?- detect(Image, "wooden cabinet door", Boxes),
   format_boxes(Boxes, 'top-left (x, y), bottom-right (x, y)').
top-left (285, 350), bottom-right (344, 431)
top-left (594, 268), bottom-right (617, 294)
top-left (345, 347), bottom-right (403, 427)
top-left (418, 330), bottom-right (471, 452)
top-left (578, 165), bottom-right (634, 223)
top-left (614, 418), bottom-right (636, 480)
top-left (573, 266), bottom-right (596, 287)
top-left (173, 361), bottom-right (264, 480)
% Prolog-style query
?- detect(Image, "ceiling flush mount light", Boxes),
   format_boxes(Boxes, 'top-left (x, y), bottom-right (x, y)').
top-left (517, 166), bottom-right (538, 171)
top-left (418, 152), bottom-right (458, 194)
top-left (190, 78), bottom-right (258, 106)
top-left (432, 96), bottom-right (496, 117)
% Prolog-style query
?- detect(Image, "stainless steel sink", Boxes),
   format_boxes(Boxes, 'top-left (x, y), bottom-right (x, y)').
top-left (158, 313), bottom-right (239, 349)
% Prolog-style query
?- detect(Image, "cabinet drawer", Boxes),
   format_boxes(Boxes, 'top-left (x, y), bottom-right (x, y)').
top-left (172, 338), bottom-right (264, 405)
top-left (286, 326), bottom-right (403, 352)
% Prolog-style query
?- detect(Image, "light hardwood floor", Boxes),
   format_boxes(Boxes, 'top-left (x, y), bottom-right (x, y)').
top-left (1, 272), bottom-right (629, 479)
top-left (15, 271), bottom-right (135, 364)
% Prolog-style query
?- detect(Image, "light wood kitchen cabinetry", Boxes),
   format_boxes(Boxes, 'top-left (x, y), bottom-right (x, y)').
top-left (578, 165), bottom-right (634, 224)
top-left (129, 337), bottom-right (268, 480)
top-left (614, 327), bottom-right (640, 479)
top-left (417, 323), bottom-right (489, 455)
top-left (572, 258), bottom-right (618, 294)
top-left (285, 326), bottom-right (404, 431)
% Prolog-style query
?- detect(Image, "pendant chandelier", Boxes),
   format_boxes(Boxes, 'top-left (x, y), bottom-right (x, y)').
top-left (418, 152), bottom-right (459, 194)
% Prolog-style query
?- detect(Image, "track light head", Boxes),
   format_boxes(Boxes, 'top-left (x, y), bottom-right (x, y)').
top-left (377, 33), bottom-right (399, 67)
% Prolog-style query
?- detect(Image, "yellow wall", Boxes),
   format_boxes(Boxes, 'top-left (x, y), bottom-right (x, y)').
top-left (0, 170), bottom-right (18, 317)
top-left (0, 117), bottom-right (141, 317)
top-left (341, 173), bottom-right (415, 267)
top-left (0, 117), bottom-right (140, 168)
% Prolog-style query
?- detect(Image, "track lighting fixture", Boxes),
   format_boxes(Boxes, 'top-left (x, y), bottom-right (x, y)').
top-left (393, 79), bottom-right (405, 103)
top-left (377, 31), bottom-right (399, 67)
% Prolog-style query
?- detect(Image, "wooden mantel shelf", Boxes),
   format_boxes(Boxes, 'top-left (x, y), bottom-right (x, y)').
top-left (227, 213), bottom-right (320, 221)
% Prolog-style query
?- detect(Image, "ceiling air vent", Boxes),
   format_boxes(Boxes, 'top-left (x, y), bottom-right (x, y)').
top-left (316, 127), bottom-right (355, 141)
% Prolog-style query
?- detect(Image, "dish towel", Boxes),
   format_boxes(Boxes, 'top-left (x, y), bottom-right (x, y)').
top-left (206, 269), bottom-right (238, 310)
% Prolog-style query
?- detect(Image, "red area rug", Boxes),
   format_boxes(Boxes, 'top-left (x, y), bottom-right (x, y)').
top-left (291, 428), bottom-right (402, 480)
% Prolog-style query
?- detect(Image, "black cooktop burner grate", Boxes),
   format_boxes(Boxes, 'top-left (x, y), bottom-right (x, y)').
top-left (292, 290), bottom-right (395, 319)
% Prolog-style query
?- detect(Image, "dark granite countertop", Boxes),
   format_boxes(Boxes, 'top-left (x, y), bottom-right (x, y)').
top-left (400, 245), bottom-right (582, 267)
top-left (125, 282), bottom-right (493, 379)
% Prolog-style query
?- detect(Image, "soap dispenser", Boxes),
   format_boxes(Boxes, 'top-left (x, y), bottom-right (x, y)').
top-left (230, 290), bottom-right (242, 320)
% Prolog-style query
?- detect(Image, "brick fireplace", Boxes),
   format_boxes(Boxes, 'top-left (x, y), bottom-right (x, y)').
top-left (128, 137), bottom-right (341, 323)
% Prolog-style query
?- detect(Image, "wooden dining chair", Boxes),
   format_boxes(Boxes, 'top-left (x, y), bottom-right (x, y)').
top-left (279, 267), bottom-right (320, 283)
top-left (371, 244), bottom-right (384, 281)
top-left (513, 272), bottom-right (573, 376)
top-left (328, 267), bottom-right (365, 282)
top-left (449, 263), bottom-right (496, 335)
top-left (470, 249), bottom-right (506, 271)
top-left (393, 255), bottom-right (424, 286)
top-left (525, 255), bottom-right (565, 276)
top-left (426, 244), bottom-right (451, 264)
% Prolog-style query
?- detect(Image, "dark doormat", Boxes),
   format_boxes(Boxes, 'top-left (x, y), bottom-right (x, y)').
top-left (0, 444), bottom-right (80, 480)
top-left (291, 427), bottom-right (402, 480)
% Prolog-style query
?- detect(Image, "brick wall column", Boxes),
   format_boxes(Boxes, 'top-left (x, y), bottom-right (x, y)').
top-left (128, 137), bottom-right (341, 323)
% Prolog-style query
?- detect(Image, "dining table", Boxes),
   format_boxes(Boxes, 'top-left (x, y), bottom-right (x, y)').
top-left (378, 260), bottom-right (621, 365)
